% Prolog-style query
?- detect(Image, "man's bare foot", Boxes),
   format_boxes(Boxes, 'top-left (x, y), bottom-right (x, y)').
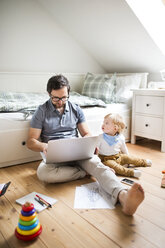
top-left (118, 183), bottom-right (145, 215)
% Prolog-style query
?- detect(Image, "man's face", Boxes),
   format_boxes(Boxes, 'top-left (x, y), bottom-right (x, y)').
top-left (49, 86), bottom-right (69, 108)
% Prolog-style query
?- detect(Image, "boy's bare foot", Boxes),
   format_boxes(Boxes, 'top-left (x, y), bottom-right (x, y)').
top-left (118, 183), bottom-right (145, 215)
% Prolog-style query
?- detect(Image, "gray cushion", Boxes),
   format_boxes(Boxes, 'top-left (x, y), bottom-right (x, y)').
top-left (81, 73), bottom-right (116, 103)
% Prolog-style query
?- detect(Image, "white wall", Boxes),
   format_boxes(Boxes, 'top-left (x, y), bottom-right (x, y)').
top-left (0, 0), bottom-right (104, 73)
top-left (38, 0), bottom-right (165, 81)
top-left (1, 0), bottom-right (165, 82)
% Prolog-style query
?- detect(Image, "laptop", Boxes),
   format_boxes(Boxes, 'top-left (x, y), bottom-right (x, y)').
top-left (40, 136), bottom-right (98, 163)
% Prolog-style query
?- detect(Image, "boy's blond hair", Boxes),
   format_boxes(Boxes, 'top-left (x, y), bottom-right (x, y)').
top-left (104, 113), bottom-right (125, 134)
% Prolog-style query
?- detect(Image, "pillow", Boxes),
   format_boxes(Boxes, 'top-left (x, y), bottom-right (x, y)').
top-left (114, 74), bottom-right (142, 103)
top-left (81, 73), bottom-right (116, 103)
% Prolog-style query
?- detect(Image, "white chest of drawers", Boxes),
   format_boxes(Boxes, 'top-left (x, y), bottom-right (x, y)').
top-left (131, 89), bottom-right (165, 152)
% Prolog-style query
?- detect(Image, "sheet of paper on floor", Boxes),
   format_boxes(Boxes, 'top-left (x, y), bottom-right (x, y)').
top-left (74, 181), bottom-right (115, 209)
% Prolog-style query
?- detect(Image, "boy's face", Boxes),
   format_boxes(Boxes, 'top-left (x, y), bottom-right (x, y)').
top-left (102, 117), bottom-right (118, 136)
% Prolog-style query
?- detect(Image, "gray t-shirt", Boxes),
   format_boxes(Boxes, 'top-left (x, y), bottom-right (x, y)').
top-left (30, 99), bottom-right (86, 143)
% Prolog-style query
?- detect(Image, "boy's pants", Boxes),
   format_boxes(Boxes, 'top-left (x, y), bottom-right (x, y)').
top-left (37, 155), bottom-right (127, 205)
top-left (98, 153), bottom-right (149, 177)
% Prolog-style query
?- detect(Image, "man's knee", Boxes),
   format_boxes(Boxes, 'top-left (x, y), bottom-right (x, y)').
top-left (89, 155), bottom-right (102, 165)
top-left (37, 161), bottom-right (48, 181)
top-left (37, 161), bottom-right (86, 183)
top-left (80, 155), bottom-right (113, 175)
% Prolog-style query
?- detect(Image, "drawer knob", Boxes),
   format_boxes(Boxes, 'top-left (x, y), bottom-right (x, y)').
top-left (146, 103), bottom-right (150, 107)
top-left (22, 141), bottom-right (26, 146)
top-left (145, 124), bottom-right (149, 127)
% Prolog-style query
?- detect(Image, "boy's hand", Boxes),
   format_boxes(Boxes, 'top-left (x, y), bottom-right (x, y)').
top-left (110, 168), bottom-right (116, 174)
top-left (94, 147), bottom-right (99, 155)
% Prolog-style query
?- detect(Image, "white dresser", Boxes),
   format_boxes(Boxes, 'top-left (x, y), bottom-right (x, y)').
top-left (131, 89), bottom-right (165, 152)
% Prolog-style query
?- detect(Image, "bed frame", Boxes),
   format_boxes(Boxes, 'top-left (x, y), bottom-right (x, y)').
top-left (0, 72), bottom-right (148, 93)
top-left (0, 72), bottom-right (148, 168)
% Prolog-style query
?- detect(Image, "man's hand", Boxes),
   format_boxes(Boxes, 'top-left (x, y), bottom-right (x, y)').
top-left (93, 147), bottom-right (115, 174)
top-left (43, 143), bottom-right (48, 155)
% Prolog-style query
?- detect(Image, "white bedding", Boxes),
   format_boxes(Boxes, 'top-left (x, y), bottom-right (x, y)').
top-left (0, 103), bottom-right (131, 133)
top-left (0, 71), bottom-right (146, 133)
top-left (84, 103), bottom-right (131, 120)
top-left (0, 113), bottom-right (31, 130)
top-left (82, 104), bottom-right (131, 138)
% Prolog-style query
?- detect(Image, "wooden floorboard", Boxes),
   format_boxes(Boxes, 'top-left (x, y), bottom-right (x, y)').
top-left (0, 139), bottom-right (165, 248)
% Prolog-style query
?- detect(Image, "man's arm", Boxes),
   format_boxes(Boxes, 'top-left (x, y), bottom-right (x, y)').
top-left (77, 122), bottom-right (92, 137)
top-left (27, 127), bottom-right (48, 153)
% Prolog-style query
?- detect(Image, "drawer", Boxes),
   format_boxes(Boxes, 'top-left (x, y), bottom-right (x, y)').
top-left (134, 115), bottom-right (163, 138)
top-left (135, 95), bottom-right (164, 115)
top-left (123, 116), bottom-right (131, 141)
top-left (0, 129), bottom-right (41, 164)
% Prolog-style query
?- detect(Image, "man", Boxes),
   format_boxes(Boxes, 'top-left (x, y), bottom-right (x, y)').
top-left (27, 74), bottom-right (144, 215)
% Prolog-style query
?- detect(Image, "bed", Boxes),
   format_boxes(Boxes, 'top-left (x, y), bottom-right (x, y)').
top-left (0, 72), bottom-right (148, 168)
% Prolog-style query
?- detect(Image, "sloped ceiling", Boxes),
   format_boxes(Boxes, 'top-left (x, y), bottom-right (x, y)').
top-left (126, 0), bottom-right (165, 58)
top-left (37, 0), bottom-right (165, 80)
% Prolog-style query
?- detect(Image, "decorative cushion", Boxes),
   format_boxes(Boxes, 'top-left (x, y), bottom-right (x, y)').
top-left (81, 73), bottom-right (116, 103)
top-left (114, 74), bottom-right (142, 103)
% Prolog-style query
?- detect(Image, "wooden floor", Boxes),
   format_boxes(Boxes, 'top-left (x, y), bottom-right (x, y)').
top-left (0, 139), bottom-right (165, 248)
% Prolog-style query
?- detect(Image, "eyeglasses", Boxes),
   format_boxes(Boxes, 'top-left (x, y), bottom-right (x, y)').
top-left (50, 95), bottom-right (69, 102)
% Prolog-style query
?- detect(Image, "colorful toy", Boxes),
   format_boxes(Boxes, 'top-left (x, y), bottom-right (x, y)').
top-left (161, 172), bottom-right (165, 188)
top-left (15, 202), bottom-right (42, 241)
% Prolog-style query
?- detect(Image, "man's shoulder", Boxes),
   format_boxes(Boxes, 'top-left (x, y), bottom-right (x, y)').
top-left (38, 99), bottom-right (51, 111)
top-left (68, 100), bottom-right (78, 107)
top-left (32, 100), bottom-right (51, 118)
top-left (68, 100), bottom-right (82, 111)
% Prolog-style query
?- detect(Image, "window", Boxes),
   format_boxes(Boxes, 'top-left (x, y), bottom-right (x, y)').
top-left (125, 0), bottom-right (165, 57)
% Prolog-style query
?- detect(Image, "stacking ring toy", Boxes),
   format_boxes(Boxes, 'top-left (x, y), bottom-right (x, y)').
top-left (18, 219), bottom-right (39, 231)
top-left (17, 223), bottom-right (41, 236)
top-left (18, 217), bottom-right (38, 226)
top-left (21, 208), bottom-right (36, 216)
top-left (15, 225), bottom-right (42, 241)
top-left (19, 212), bottom-right (36, 221)
top-left (22, 202), bottom-right (34, 212)
top-left (15, 202), bottom-right (42, 241)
